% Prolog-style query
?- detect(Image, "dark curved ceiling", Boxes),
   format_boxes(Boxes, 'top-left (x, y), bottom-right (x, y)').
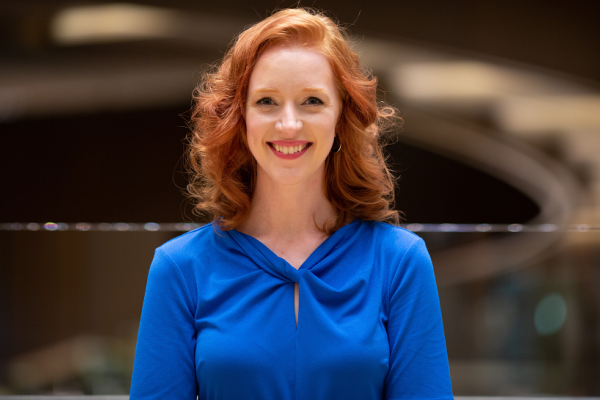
top-left (1, 0), bottom-right (599, 83)
top-left (207, 0), bottom-right (600, 84)
top-left (0, 106), bottom-right (538, 224)
top-left (0, 0), bottom-right (593, 225)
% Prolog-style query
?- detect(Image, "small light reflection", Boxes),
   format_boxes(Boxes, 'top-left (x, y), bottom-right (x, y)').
top-left (538, 223), bottom-right (557, 232)
top-left (534, 292), bottom-right (567, 335)
top-left (27, 223), bottom-right (40, 231)
top-left (175, 223), bottom-right (194, 231)
top-left (508, 224), bottom-right (522, 232)
top-left (144, 222), bottom-right (160, 231)
top-left (98, 223), bottom-right (112, 231)
top-left (44, 222), bottom-right (58, 231)
top-left (577, 224), bottom-right (590, 232)
top-left (115, 223), bottom-right (130, 231)
top-left (44, 222), bottom-right (69, 231)
top-left (476, 223), bottom-right (491, 232)
top-left (76, 222), bottom-right (91, 231)
top-left (406, 223), bottom-right (423, 232)
top-left (439, 223), bottom-right (458, 232)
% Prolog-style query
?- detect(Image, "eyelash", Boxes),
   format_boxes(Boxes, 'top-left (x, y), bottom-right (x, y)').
top-left (256, 98), bottom-right (275, 106)
top-left (255, 97), bottom-right (324, 106)
top-left (304, 97), bottom-right (324, 105)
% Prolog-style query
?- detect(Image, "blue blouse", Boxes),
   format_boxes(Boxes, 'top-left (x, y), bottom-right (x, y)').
top-left (130, 220), bottom-right (453, 400)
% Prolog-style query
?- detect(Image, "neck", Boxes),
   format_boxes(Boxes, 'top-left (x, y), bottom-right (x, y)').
top-left (238, 167), bottom-right (336, 240)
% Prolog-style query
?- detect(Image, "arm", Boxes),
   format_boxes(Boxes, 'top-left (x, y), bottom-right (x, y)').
top-left (384, 239), bottom-right (453, 400)
top-left (130, 248), bottom-right (197, 399)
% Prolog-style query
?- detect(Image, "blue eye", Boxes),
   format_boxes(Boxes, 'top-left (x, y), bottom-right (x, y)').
top-left (305, 97), bottom-right (324, 105)
top-left (257, 98), bottom-right (275, 106)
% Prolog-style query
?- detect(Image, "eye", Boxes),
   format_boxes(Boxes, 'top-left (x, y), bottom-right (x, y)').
top-left (304, 97), bottom-right (324, 106)
top-left (256, 97), bottom-right (276, 106)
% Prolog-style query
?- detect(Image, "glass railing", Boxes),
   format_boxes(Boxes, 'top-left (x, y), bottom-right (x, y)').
top-left (1, 224), bottom-right (599, 396)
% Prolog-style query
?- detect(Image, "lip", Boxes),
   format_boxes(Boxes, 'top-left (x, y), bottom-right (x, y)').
top-left (269, 140), bottom-right (311, 146)
top-left (267, 141), bottom-right (312, 160)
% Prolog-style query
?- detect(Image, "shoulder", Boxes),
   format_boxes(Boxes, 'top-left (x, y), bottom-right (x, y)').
top-left (156, 222), bottom-right (218, 261)
top-left (362, 221), bottom-right (433, 286)
top-left (145, 223), bottom-right (220, 302)
top-left (147, 223), bottom-right (220, 283)
top-left (364, 220), bottom-right (425, 254)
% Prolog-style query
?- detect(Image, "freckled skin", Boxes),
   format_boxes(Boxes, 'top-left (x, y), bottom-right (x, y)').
top-left (245, 44), bottom-right (342, 187)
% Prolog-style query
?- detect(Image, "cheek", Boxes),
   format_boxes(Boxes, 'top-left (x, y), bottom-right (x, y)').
top-left (245, 113), bottom-right (268, 141)
top-left (244, 114), bottom-right (268, 158)
top-left (244, 123), bottom-right (259, 151)
top-left (318, 112), bottom-right (339, 139)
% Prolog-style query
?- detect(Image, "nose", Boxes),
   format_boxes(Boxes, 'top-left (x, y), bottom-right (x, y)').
top-left (275, 103), bottom-right (303, 136)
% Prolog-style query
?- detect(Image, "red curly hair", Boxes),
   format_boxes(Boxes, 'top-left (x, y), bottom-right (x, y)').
top-left (187, 8), bottom-right (401, 234)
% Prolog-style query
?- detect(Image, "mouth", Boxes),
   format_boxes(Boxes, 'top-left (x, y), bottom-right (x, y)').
top-left (267, 141), bottom-right (312, 155)
top-left (267, 141), bottom-right (312, 159)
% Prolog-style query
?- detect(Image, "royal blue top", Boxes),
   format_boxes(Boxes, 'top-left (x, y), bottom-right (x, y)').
top-left (130, 219), bottom-right (453, 400)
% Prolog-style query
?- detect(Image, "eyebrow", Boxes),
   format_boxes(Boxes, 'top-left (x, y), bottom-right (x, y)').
top-left (250, 87), bottom-right (329, 95)
top-left (251, 88), bottom-right (278, 94)
top-left (301, 87), bottom-right (328, 94)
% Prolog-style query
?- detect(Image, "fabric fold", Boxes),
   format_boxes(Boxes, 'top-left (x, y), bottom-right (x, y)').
top-left (226, 219), bottom-right (363, 283)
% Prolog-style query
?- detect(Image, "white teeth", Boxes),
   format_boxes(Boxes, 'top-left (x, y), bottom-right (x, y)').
top-left (272, 143), bottom-right (308, 154)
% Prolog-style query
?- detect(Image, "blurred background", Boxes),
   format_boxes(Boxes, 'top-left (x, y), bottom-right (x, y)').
top-left (1, 0), bottom-right (600, 395)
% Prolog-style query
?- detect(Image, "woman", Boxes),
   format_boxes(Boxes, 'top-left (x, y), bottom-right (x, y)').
top-left (130, 8), bottom-right (453, 400)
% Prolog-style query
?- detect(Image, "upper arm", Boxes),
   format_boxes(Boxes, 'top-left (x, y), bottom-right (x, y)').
top-left (384, 239), bottom-right (453, 400)
top-left (130, 248), bottom-right (198, 399)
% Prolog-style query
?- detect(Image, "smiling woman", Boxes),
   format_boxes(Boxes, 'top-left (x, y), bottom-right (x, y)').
top-left (130, 8), bottom-right (453, 400)
top-left (187, 8), bottom-right (400, 234)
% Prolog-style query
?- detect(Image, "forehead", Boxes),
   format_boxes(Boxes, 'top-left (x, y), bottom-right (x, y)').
top-left (249, 44), bottom-right (335, 88)
top-left (257, 43), bottom-right (328, 65)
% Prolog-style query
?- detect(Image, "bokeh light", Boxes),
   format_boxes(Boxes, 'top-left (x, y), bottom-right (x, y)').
top-left (144, 222), bottom-right (160, 231)
top-left (534, 292), bottom-right (568, 335)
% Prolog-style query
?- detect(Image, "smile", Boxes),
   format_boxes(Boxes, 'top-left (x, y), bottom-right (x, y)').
top-left (268, 141), bottom-right (312, 160)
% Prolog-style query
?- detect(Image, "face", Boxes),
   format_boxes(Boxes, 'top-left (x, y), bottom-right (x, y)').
top-left (245, 44), bottom-right (342, 188)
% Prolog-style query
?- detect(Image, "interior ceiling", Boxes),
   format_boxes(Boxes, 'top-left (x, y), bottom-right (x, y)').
top-left (0, 1), bottom-right (597, 285)
top-left (0, 0), bottom-right (593, 227)
top-left (1, 0), bottom-right (599, 83)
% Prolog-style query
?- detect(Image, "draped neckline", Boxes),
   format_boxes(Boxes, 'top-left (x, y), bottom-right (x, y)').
top-left (226, 219), bottom-right (363, 283)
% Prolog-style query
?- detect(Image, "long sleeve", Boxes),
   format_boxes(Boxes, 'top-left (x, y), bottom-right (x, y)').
top-left (130, 248), bottom-right (198, 399)
top-left (384, 239), bottom-right (453, 400)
